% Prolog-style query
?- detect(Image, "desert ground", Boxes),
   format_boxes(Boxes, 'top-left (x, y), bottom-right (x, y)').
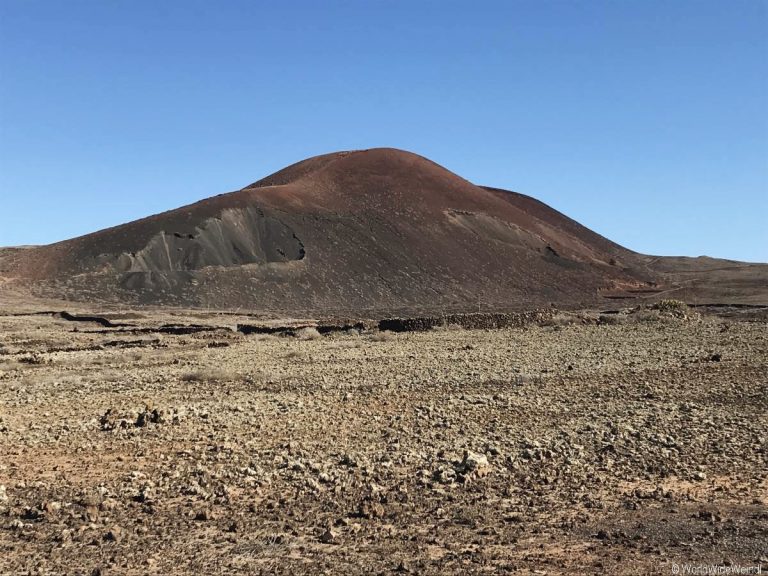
top-left (0, 305), bottom-right (766, 575)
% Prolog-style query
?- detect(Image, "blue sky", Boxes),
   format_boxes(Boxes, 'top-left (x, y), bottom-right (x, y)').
top-left (1, 0), bottom-right (766, 261)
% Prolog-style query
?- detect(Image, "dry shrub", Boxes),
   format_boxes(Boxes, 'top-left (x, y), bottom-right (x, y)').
top-left (540, 313), bottom-right (576, 327)
top-left (95, 369), bottom-right (123, 383)
top-left (633, 310), bottom-right (661, 323)
top-left (0, 359), bottom-right (21, 372)
top-left (294, 327), bottom-right (322, 341)
top-left (368, 331), bottom-right (394, 342)
top-left (629, 299), bottom-right (695, 323)
top-left (233, 530), bottom-right (292, 569)
top-left (126, 351), bottom-right (145, 362)
top-left (181, 367), bottom-right (236, 382)
top-left (652, 299), bottom-right (689, 316)
top-left (598, 314), bottom-right (627, 325)
top-left (334, 340), bottom-right (362, 349)
top-left (284, 350), bottom-right (308, 361)
top-left (250, 368), bottom-right (278, 383)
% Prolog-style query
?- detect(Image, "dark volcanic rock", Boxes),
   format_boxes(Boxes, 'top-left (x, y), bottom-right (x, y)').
top-left (378, 310), bottom-right (554, 332)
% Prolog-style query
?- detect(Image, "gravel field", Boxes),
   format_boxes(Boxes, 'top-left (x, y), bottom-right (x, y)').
top-left (0, 311), bottom-right (766, 574)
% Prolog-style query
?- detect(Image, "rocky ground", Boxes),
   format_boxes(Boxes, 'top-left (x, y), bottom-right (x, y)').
top-left (0, 309), bottom-right (766, 575)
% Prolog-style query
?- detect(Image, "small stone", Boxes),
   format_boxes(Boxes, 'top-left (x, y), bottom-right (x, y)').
top-left (696, 510), bottom-right (721, 522)
top-left (195, 508), bottom-right (213, 521)
top-left (100, 409), bottom-right (118, 431)
top-left (319, 528), bottom-right (339, 544)
top-left (134, 483), bottom-right (155, 503)
top-left (358, 500), bottom-right (385, 519)
top-left (23, 507), bottom-right (42, 520)
top-left (0, 485), bottom-right (7, 504)
top-left (461, 451), bottom-right (490, 475)
top-left (341, 453), bottom-right (358, 467)
top-left (104, 525), bottom-right (122, 543)
top-left (433, 465), bottom-right (457, 484)
top-left (136, 407), bottom-right (163, 427)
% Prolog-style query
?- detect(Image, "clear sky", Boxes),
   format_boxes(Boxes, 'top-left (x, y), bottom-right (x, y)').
top-left (1, 1), bottom-right (766, 261)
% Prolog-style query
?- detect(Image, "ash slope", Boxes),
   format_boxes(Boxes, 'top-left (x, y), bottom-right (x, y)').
top-left (3, 148), bottom-right (657, 312)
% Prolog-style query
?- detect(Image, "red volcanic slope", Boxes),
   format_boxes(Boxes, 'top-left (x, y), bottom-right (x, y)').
top-left (2, 148), bottom-right (657, 313)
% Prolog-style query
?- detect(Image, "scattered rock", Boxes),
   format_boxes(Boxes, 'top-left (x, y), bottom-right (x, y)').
top-left (2, 310), bottom-right (765, 573)
top-left (99, 409), bottom-right (126, 431)
top-left (319, 528), bottom-right (339, 544)
top-left (104, 525), bottom-right (122, 543)
top-left (135, 406), bottom-right (163, 427)
top-left (357, 500), bottom-right (385, 519)
top-left (433, 465), bottom-right (457, 484)
top-left (459, 450), bottom-right (490, 479)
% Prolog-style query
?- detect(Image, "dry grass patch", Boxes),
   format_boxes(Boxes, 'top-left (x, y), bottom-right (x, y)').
top-left (540, 312), bottom-right (578, 327)
top-left (293, 327), bottom-right (322, 341)
top-left (180, 367), bottom-right (239, 382)
top-left (250, 333), bottom-right (280, 342)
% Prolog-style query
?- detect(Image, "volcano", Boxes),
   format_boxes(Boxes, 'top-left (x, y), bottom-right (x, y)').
top-left (1, 148), bottom-right (764, 313)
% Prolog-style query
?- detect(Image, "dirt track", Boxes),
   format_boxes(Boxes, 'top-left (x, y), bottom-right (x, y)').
top-left (0, 311), bottom-right (766, 574)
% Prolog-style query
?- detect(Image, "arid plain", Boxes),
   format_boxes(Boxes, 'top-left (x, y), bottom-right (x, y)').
top-left (1, 305), bottom-right (765, 575)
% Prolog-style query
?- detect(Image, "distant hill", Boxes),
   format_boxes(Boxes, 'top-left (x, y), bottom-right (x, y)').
top-left (1, 148), bottom-right (765, 313)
